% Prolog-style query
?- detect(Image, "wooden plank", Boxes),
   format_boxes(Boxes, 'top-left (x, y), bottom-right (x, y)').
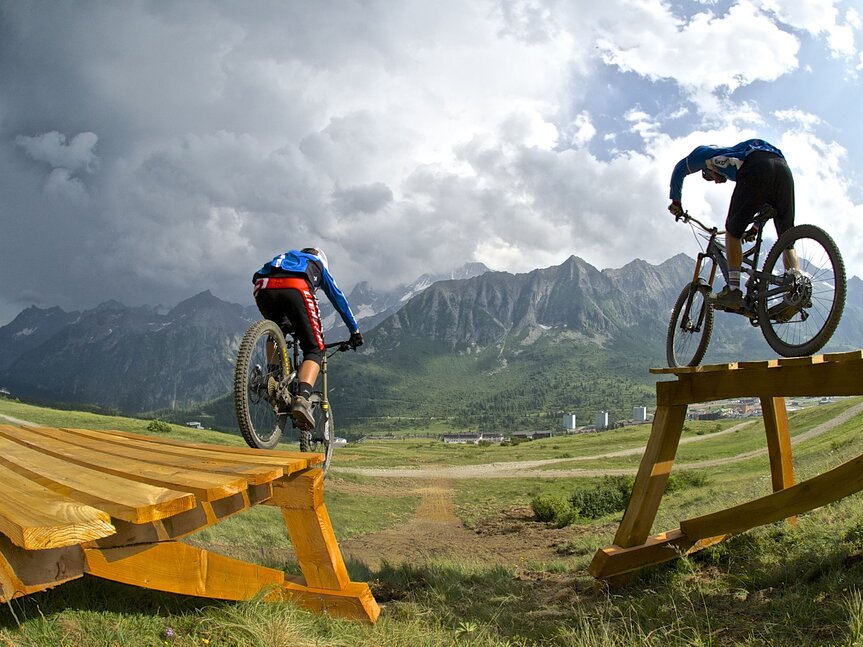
top-left (269, 469), bottom-right (351, 590)
top-left (680, 453), bottom-right (863, 541)
top-left (0, 463), bottom-right (115, 550)
top-left (16, 425), bottom-right (282, 485)
top-left (84, 541), bottom-right (285, 600)
top-left (612, 405), bottom-right (688, 548)
top-left (1, 534), bottom-right (85, 602)
top-left (0, 426), bottom-right (247, 502)
top-left (55, 427), bottom-right (318, 473)
top-left (0, 435), bottom-right (195, 524)
top-left (589, 530), bottom-right (728, 579)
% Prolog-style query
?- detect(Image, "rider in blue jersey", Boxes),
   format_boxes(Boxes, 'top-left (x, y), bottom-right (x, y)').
top-left (253, 247), bottom-right (362, 427)
top-left (668, 138), bottom-right (799, 310)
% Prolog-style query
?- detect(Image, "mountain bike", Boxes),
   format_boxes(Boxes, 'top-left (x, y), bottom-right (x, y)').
top-left (667, 204), bottom-right (846, 367)
top-left (233, 319), bottom-right (351, 473)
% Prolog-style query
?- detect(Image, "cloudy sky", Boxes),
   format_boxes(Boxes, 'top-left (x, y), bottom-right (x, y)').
top-left (1, 0), bottom-right (862, 324)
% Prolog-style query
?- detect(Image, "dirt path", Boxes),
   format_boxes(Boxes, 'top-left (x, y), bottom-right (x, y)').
top-left (335, 401), bottom-right (863, 480)
top-left (337, 480), bottom-right (597, 570)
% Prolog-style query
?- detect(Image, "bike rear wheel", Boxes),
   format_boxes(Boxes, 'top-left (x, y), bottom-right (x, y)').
top-left (757, 224), bottom-right (846, 357)
top-left (234, 320), bottom-right (289, 450)
top-left (667, 283), bottom-right (714, 367)
top-left (298, 394), bottom-right (333, 473)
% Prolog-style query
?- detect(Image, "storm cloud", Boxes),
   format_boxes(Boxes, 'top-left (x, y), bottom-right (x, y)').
top-left (1, 0), bottom-right (861, 322)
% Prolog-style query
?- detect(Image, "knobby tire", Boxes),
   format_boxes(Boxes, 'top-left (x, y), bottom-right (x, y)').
top-left (666, 283), bottom-right (714, 367)
top-left (234, 319), bottom-right (288, 450)
top-left (757, 224), bottom-right (846, 357)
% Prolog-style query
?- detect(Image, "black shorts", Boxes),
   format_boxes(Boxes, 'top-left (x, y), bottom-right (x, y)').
top-left (253, 279), bottom-right (325, 365)
top-left (726, 151), bottom-right (795, 239)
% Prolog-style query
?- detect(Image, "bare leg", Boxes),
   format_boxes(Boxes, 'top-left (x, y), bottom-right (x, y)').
top-left (783, 248), bottom-right (800, 272)
top-left (297, 360), bottom-right (320, 388)
top-left (725, 232), bottom-right (742, 273)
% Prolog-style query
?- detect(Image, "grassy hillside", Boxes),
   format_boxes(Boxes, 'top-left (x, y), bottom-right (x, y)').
top-left (3, 397), bottom-right (863, 645)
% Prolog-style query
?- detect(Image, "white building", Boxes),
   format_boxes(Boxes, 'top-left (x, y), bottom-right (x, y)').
top-left (562, 413), bottom-right (577, 430)
top-left (631, 406), bottom-right (648, 423)
top-left (595, 411), bottom-right (610, 430)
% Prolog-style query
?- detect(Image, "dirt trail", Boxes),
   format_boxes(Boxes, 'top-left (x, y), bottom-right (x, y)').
top-left (336, 401), bottom-right (863, 480)
top-left (337, 480), bottom-right (593, 569)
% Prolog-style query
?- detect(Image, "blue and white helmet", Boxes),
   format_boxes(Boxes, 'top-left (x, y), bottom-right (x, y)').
top-left (301, 247), bottom-right (329, 270)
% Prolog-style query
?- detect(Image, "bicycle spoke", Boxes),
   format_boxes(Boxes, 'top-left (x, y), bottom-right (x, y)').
top-left (758, 226), bottom-right (845, 356)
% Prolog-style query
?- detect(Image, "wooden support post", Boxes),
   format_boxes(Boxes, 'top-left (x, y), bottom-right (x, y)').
top-left (761, 396), bottom-right (797, 526)
top-left (612, 404), bottom-right (688, 548)
top-left (267, 468), bottom-right (351, 591)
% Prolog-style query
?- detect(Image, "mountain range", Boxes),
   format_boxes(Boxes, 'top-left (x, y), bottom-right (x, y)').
top-left (2, 256), bottom-right (861, 432)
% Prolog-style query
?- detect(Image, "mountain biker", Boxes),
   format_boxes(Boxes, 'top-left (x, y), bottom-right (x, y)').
top-left (252, 247), bottom-right (363, 428)
top-left (668, 138), bottom-right (799, 311)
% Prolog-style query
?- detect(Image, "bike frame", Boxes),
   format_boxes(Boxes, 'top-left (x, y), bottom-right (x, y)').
top-left (283, 335), bottom-right (346, 429)
top-left (681, 207), bottom-right (783, 323)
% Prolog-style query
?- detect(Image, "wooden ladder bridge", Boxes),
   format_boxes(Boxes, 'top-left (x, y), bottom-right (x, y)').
top-left (0, 424), bottom-right (379, 622)
top-left (590, 350), bottom-right (863, 580)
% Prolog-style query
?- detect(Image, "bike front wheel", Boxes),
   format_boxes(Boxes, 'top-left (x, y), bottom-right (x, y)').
top-left (667, 283), bottom-right (714, 367)
top-left (299, 394), bottom-right (333, 473)
top-left (234, 319), bottom-right (289, 450)
top-left (757, 224), bottom-right (846, 357)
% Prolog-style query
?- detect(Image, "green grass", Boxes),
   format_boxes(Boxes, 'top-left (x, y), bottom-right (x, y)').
top-left (4, 396), bottom-right (863, 644)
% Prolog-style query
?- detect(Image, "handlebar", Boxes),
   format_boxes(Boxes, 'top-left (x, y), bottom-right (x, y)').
top-left (676, 211), bottom-right (724, 236)
top-left (325, 340), bottom-right (355, 353)
top-left (285, 335), bottom-right (356, 353)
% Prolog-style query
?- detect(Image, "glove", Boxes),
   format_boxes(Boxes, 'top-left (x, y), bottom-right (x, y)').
top-left (742, 225), bottom-right (759, 243)
top-left (668, 201), bottom-right (685, 219)
top-left (349, 330), bottom-right (364, 348)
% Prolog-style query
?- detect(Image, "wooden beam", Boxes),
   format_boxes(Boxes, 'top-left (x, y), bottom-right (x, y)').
top-left (273, 578), bottom-right (381, 623)
top-left (680, 453), bottom-right (863, 541)
top-left (84, 542), bottom-right (285, 600)
top-left (760, 397), bottom-right (796, 496)
top-left (0, 534), bottom-right (84, 602)
top-left (611, 405), bottom-right (688, 548)
top-left (590, 529), bottom-right (728, 579)
top-left (658, 361), bottom-right (863, 405)
top-left (83, 542), bottom-right (380, 623)
top-left (268, 469), bottom-right (351, 591)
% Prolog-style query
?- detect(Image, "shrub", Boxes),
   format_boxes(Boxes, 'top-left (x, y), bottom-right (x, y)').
top-left (147, 418), bottom-right (172, 434)
top-left (569, 476), bottom-right (634, 520)
top-left (664, 471), bottom-right (709, 494)
top-left (844, 522), bottom-right (863, 551)
top-left (530, 495), bottom-right (571, 524)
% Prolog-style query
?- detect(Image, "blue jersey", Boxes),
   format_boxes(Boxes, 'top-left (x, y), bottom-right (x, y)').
top-left (255, 250), bottom-right (359, 333)
top-left (669, 139), bottom-right (784, 202)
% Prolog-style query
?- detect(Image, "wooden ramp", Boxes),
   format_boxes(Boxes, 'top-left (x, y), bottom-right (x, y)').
top-left (0, 424), bottom-right (379, 622)
top-left (589, 351), bottom-right (863, 580)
